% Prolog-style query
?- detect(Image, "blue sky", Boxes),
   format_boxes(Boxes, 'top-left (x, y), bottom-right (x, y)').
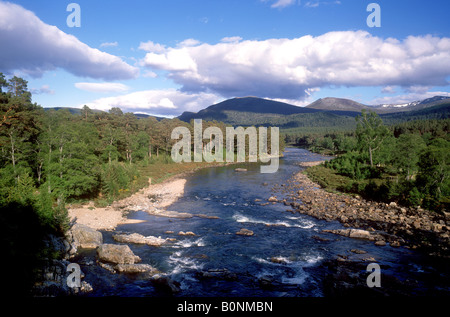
top-left (1, 0), bottom-right (450, 116)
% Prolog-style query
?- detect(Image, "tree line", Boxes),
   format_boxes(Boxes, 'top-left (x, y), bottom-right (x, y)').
top-left (0, 73), bottom-right (285, 294)
top-left (288, 110), bottom-right (449, 212)
top-left (1, 73), bottom-right (284, 209)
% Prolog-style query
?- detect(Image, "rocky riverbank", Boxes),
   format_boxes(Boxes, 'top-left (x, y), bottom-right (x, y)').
top-left (32, 175), bottom-right (194, 296)
top-left (276, 169), bottom-right (450, 257)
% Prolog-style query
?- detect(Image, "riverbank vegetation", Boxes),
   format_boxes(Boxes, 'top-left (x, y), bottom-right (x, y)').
top-left (291, 111), bottom-right (449, 213)
top-left (0, 74), bottom-right (285, 294)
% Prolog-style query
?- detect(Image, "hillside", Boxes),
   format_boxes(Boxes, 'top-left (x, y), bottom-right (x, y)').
top-left (305, 97), bottom-right (371, 112)
top-left (305, 96), bottom-right (450, 114)
top-left (44, 107), bottom-right (165, 121)
top-left (177, 96), bottom-right (450, 131)
top-left (178, 97), bottom-right (320, 123)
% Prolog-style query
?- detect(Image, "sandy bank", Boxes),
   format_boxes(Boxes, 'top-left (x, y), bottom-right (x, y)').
top-left (68, 177), bottom-right (189, 230)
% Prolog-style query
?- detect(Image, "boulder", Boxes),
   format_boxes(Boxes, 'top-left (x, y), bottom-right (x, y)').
top-left (322, 229), bottom-right (373, 240)
top-left (268, 196), bottom-right (278, 202)
top-left (68, 224), bottom-right (103, 250)
top-left (348, 229), bottom-right (372, 240)
top-left (97, 244), bottom-right (141, 264)
top-left (178, 231), bottom-right (196, 236)
top-left (115, 263), bottom-right (159, 274)
top-left (236, 228), bottom-right (254, 236)
top-left (375, 240), bottom-right (387, 246)
top-left (113, 233), bottom-right (167, 246)
top-left (350, 249), bottom-right (367, 254)
top-left (270, 257), bottom-right (289, 264)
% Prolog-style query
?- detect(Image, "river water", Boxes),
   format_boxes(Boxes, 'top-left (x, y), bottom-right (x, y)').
top-left (79, 148), bottom-right (450, 297)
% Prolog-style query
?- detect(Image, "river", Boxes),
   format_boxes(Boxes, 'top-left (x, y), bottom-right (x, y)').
top-left (78, 148), bottom-right (450, 297)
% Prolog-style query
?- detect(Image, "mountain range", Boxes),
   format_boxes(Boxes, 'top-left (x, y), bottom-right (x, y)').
top-left (177, 95), bottom-right (450, 132)
top-left (45, 95), bottom-right (449, 133)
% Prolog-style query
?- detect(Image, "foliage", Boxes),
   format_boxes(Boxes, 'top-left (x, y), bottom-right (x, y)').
top-left (302, 112), bottom-right (449, 213)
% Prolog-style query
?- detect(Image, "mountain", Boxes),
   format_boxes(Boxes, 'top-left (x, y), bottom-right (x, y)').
top-left (177, 95), bottom-right (450, 132)
top-left (178, 97), bottom-right (320, 124)
top-left (305, 96), bottom-right (450, 114)
top-left (305, 97), bottom-right (371, 112)
top-left (374, 96), bottom-right (450, 113)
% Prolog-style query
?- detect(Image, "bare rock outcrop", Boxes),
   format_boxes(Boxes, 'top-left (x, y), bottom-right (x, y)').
top-left (113, 233), bottom-right (167, 246)
top-left (97, 244), bottom-right (141, 265)
top-left (67, 224), bottom-right (103, 255)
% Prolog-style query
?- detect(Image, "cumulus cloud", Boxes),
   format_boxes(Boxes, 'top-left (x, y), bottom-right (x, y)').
top-left (140, 31), bottom-right (450, 101)
top-left (220, 36), bottom-right (243, 43)
top-left (138, 41), bottom-right (167, 53)
top-left (82, 89), bottom-right (221, 116)
top-left (381, 86), bottom-right (397, 94)
top-left (0, 2), bottom-right (138, 80)
top-left (75, 82), bottom-right (130, 93)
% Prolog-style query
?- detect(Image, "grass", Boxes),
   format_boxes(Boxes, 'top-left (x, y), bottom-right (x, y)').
top-left (98, 158), bottom-right (235, 205)
top-left (304, 164), bottom-right (354, 193)
top-left (303, 164), bottom-right (383, 198)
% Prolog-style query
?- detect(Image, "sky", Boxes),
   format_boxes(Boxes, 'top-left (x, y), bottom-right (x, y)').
top-left (1, 0), bottom-right (450, 117)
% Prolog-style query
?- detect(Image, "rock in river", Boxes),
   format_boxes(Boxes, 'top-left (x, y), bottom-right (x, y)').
top-left (97, 244), bottom-right (141, 265)
top-left (68, 224), bottom-right (103, 252)
top-left (113, 233), bottom-right (167, 246)
top-left (236, 228), bottom-right (254, 236)
top-left (323, 229), bottom-right (373, 240)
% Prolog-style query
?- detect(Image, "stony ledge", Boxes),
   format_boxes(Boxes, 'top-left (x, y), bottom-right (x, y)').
top-left (273, 170), bottom-right (450, 257)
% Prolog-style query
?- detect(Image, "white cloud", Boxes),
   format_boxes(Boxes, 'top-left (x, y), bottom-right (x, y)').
top-left (381, 86), bottom-right (397, 94)
top-left (30, 85), bottom-right (55, 95)
top-left (82, 89), bottom-right (221, 116)
top-left (178, 38), bottom-right (202, 47)
top-left (100, 41), bottom-right (119, 48)
top-left (0, 2), bottom-right (138, 80)
top-left (304, 1), bottom-right (341, 8)
top-left (270, 0), bottom-right (296, 9)
top-left (304, 1), bottom-right (320, 8)
top-left (220, 36), bottom-right (243, 43)
top-left (138, 41), bottom-right (167, 53)
top-left (140, 31), bottom-right (450, 101)
top-left (371, 90), bottom-right (450, 105)
top-left (142, 70), bottom-right (158, 78)
top-left (75, 82), bottom-right (130, 93)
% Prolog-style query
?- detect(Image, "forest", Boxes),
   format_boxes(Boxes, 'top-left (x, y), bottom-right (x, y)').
top-left (287, 110), bottom-right (449, 213)
top-left (0, 73), bottom-right (283, 294)
top-left (1, 72), bottom-right (448, 294)
top-left (0, 74), bottom-right (285, 206)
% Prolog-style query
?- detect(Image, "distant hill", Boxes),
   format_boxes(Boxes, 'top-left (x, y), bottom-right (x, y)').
top-left (44, 107), bottom-right (104, 115)
top-left (178, 97), bottom-right (320, 123)
top-left (177, 95), bottom-right (450, 132)
top-left (374, 96), bottom-right (450, 113)
top-left (380, 102), bottom-right (450, 124)
top-left (305, 97), bottom-right (371, 112)
top-left (45, 95), bottom-right (450, 134)
top-left (305, 96), bottom-right (450, 114)
top-left (44, 107), bottom-right (165, 121)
